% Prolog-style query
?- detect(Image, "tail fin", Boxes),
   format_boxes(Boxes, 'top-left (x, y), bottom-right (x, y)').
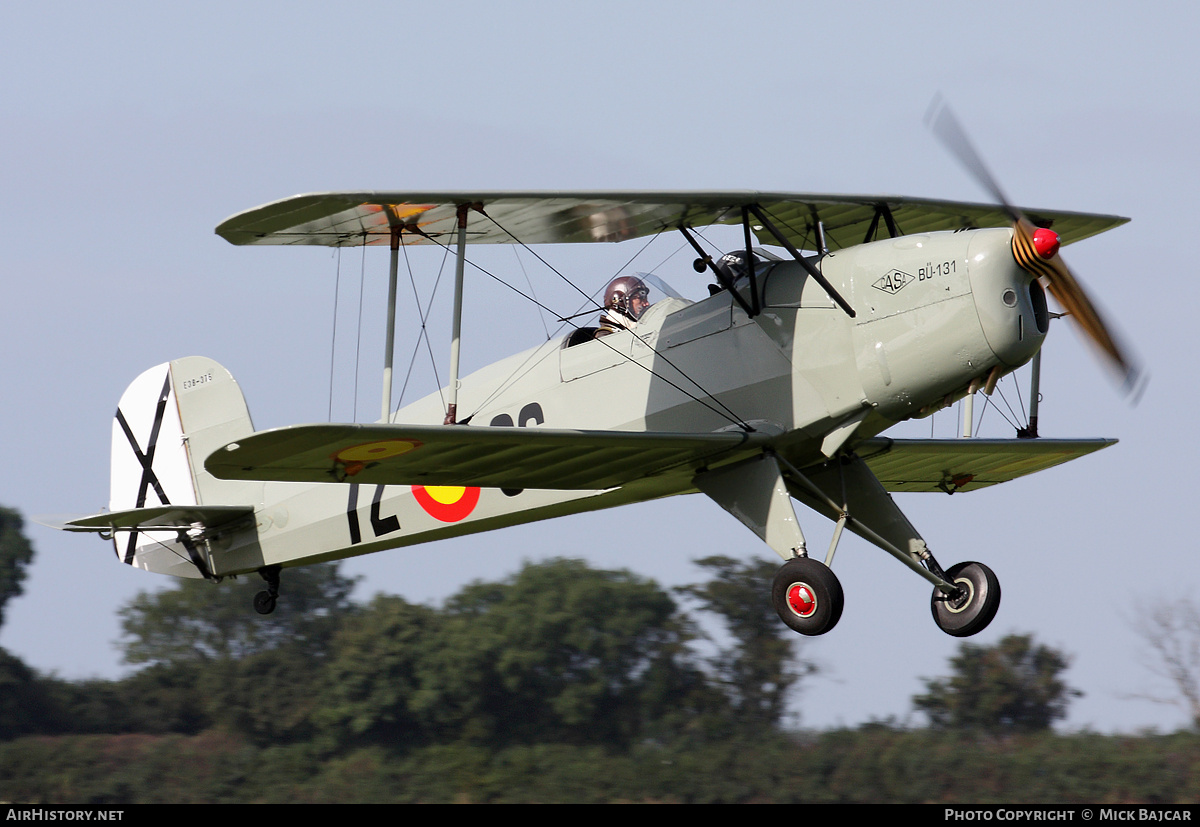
top-left (111, 356), bottom-right (258, 513)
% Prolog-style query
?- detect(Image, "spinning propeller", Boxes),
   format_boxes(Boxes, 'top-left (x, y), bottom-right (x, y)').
top-left (926, 97), bottom-right (1144, 398)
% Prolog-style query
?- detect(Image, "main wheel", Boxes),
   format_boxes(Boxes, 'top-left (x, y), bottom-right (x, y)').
top-left (931, 561), bottom-right (1000, 637)
top-left (253, 590), bottom-right (277, 615)
top-left (771, 557), bottom-right (844, 636)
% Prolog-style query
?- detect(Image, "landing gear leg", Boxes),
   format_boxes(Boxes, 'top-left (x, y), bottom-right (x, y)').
top-left (777, 452), bottom-right (1005, 634)
top-left (695, 455), bottom-right (842, 636)
top-left (254, 565), bottom-right (281, 615)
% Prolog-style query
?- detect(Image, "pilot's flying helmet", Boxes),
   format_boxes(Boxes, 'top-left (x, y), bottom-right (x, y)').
top-left (604, 275), bottom-right (651, 324)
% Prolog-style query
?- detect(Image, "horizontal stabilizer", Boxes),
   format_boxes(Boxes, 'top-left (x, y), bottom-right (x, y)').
top-left (855, 437), bottom-right (1116, 494)
top-left (47, 505), bottom-right (255, 533)
top-left (206, 423), bottom-right (762, 491)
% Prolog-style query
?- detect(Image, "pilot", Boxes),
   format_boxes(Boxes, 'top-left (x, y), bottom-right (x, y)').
top-left (596, 275), bottom-right (650, 337)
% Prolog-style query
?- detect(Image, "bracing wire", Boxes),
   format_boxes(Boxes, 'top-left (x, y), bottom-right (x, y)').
top-left (403, 241), bottom-right (446, 388)
top-left (1011, 369), bottom-right (1028, 424)
top-left (397, 241), bottom-right (450, 411)
top-left (414, 224), bottom-right (754, 431)
top-left (326, 212), bottom-right (762, 432)
top-left (459, 230), bottom-right (670, 418)
top-left (482, 211), bottom-right (609, 309)
top-left (549, 231), bottom-right (668, 329)
top-left (978, 387), bottom-right (1020, 431)
top-left (513, 246), bottom-right (552, 340)
top-left (994, 378), bottom-right (1025, 427)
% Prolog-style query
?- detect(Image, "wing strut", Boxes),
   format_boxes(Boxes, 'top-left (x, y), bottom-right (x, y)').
top-left (1017, 348), bottom-right (1042, 439)
top-left (382, 222), bottom-right (401, 421)
top-left (379, 203), bottom-right (479, 424)
top-left (742, 207), bottom-right (762, 316)
top-left (862, 202), bottom-right (901, 244)
top-left (444, 203), bottom-right (474, 425)
top-left (677, 225), bottom-right (756, 317)
top-left (381, 208), bottom-right (437, 420)
top-left (748, 204), bottom-right (856, 319)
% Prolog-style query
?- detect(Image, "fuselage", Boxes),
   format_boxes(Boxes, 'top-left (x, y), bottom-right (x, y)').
top-left (136, 227), bottom-right (1046, 579)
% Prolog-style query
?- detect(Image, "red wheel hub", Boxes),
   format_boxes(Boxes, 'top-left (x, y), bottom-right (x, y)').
top-left (786, 583), bottom-right (817, 618)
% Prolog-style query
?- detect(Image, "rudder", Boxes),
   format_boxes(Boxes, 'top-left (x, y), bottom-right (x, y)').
top-left (111, 356), bottom-right (258, 514)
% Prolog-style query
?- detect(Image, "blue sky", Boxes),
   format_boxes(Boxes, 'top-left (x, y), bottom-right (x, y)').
top-left (3, 1), bottom-right (1197, 732)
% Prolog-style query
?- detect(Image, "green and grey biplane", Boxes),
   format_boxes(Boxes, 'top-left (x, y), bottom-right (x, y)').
top-left (52, 109), bottom-right (1139, 637)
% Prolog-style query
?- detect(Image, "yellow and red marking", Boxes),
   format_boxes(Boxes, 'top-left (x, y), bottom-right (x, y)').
top-left (411, 485), bottom-right (480, 523)
top-left (359, 203), bottom-right (439, 242)
top-left (334, 440), bottom-right (420, 477)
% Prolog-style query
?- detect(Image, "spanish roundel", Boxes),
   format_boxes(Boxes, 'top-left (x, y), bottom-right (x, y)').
top-left (411, 485), bottom-right (481, 523)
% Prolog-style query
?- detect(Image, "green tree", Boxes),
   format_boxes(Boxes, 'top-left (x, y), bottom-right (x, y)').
top-left (0, 508), bottom-right (35, 629)
top-left (678, 556), bottom-right (812, 730)
top-left (116, 562), bottom-right (359, 743)
top-left (0, 648), bottom-right (59, 738)
top-left (119, 562), bottom-right (358, 667)
top-left (411, 558), bottom-right (705, 749)
top-left (32, 665), bottom-right (212, 737)
top-left (0, 509), bottom-right (56, 739)
top-left (914, 633), bottom-right (1081, 733)
top-left (314, 594), bottom-right (441, 750)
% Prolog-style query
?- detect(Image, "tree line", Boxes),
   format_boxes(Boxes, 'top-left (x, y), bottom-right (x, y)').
top-left (1, 507), bottom-right (1197, 803)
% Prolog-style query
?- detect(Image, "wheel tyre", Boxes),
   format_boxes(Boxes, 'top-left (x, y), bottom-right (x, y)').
top-left (931, 561), bottom-right (1000, 637)
top-left (253, 590), bottom-right (277, 615)
top-left (771, 557), bottom-right (844, 636)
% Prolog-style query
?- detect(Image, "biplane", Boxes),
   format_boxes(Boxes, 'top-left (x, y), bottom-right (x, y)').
top-left (53, 108), bottom-right (1139, 637)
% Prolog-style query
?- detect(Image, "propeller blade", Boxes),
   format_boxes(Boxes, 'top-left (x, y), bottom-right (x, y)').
top-left (1010, 219), bottom-right (1142, 393)
top-left (926, 97), bottom-right (1144, 398)
top-left (925, 95), bottom-right (1018, 221)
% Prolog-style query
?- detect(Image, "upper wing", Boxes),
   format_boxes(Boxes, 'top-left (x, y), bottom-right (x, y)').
top-left (205, 423), bottom-right (763, 490)
top-left (855, 437), bottom-right (1116, 494)
top-left (215, 191), bottom-right (1127, 252)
